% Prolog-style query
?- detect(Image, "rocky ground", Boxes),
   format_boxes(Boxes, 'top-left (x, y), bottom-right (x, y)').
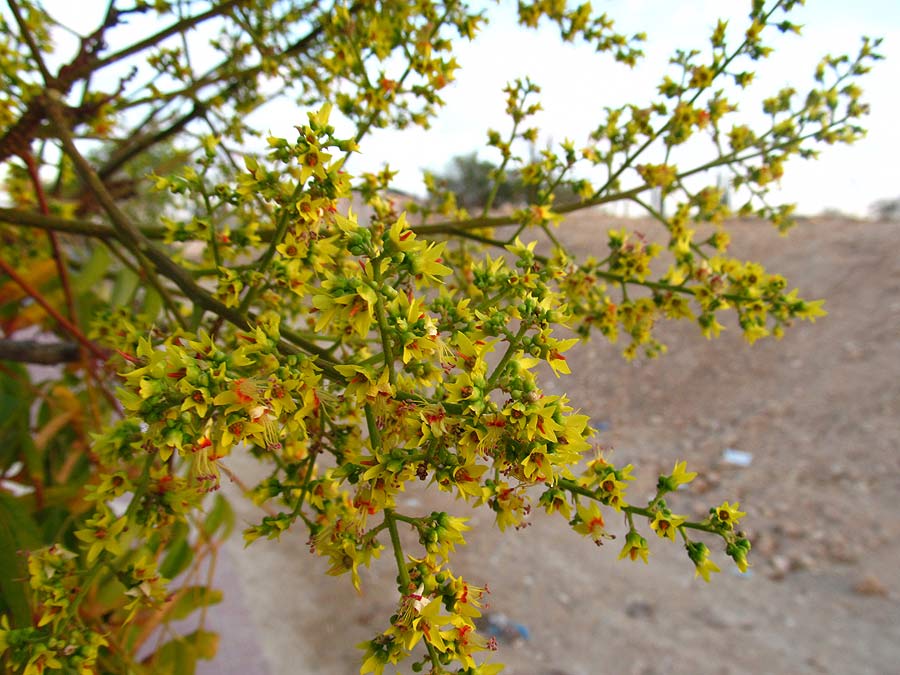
top-left (207, 215), bottom-right (900, 675)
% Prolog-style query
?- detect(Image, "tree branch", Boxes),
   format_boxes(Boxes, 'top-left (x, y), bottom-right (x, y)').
top-left (93, 0), bottom-right (244, 73)
top-left (97, 3), bottom-right (346, 179)
top-left (0, 339), bottom-right (80, 364)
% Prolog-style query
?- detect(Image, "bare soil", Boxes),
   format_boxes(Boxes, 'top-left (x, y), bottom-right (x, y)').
top-left (208, 216), bottom-right (900, 675)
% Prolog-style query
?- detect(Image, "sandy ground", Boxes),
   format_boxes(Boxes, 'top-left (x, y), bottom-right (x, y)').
top-left (206, 216), bottom-right (900, 675)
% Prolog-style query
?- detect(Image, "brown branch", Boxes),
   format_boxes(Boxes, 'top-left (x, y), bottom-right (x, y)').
top-left (97, 1), bottom-right (354, 179)
top-left (93, 0), bottom-right (244, 73)
top-left (412, 185), bottom-right (647, 235)
top-left (0, 339), bottom-right (80, 364)
top-left (7, 0), bottom-right (53, 82)
top-left (0, 207), bottom-right (155, 239)
top-left (0, 0), bottom-right (117, 163)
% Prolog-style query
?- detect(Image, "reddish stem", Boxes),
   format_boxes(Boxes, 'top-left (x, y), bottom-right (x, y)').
top-left (23, 152), bottom-right (106, 427)
top-left (0, 256), bottom-right (108, 361)
top-left (23, 154), bottom-right (79, 319)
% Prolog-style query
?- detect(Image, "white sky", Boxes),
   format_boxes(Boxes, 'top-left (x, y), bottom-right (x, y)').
top-left (23, 1), bottom-right (900, 216)
top-left (331, 0), bottom-right (899, 217)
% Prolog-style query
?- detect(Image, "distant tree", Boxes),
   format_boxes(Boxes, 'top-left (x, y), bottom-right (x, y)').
top-left (870, 196), bottom-right (900, 221)
top-left (430, 152), bottom-right (530, 210)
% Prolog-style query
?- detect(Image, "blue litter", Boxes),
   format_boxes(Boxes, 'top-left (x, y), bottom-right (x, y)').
top-left (478, 612), bottom-right (530, 642)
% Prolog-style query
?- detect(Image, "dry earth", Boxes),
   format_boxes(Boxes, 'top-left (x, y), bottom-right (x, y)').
top-left (204, 216), bottom-right (900, 675)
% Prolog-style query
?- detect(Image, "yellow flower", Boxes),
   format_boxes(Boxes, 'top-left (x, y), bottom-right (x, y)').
top-left (694, 555), bottom-right (720, 582)
top-left (325, 538), bottom-right (381, 592)
top-left (358, 634), bottom-right (402, 675)
top-left (618, 531), bottom-right (650, 563)
top-left (450, 463), bottom-right (488, 502)
top-left (539, 487), bottom-right (572, 519)
top-left (452, 332), bottom-right (495, 375)
top-left (671, 461), bottom-right (696, 485)
top-left (658, 460), bottom-right (697, 493)
top-left (276, 231), bottom-right (309, 259)
top-left (686, 541), bottom-right (720, 582)
top-left (541, 337), bottom-right (577, 378)
top-left (335, 364), bottom-right (395, 404)
top-left (650, 510), bottom-right (685, 542)
top-left (742, 321), bottom-right (770, 344)
top-left (712, 501), bottom-right (746, 529)
top-left (727, 538), bottom-right (752, 573)
top-left (74, 511), bottom-right (128, 563)
top-left (180, 383), bottom-right (212, 418)
top-left (699, 312), bottom-right (725, 339)
top-left (573, 502), bottom-right (606, 543)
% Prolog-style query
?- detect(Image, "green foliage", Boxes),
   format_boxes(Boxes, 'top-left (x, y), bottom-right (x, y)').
top-left (0, 1), bottom-right (882, 673)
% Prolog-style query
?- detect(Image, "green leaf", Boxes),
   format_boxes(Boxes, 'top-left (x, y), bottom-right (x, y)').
top-left (95, 577), bottom-right (128, 610)
top-left (0, 364), bottom-right (34, 471)
top-left (152, 637), bottom-right (197, 675)
top-left (110, 267), bottom-right (139, 307)
top-left (151, 629), bottom-right (219, 675)
top-left (0, 493), bottom-right (41, 627)
top-left (75, 245), bottom-right (112, 294)
top-left (141, 287), bottom-right (164, 322)
top-left (168, 586), bottom-right (222, 621)
top-left (159, 533), bottom-right (193, 580)
top-left (202, 494), bottom-right (235, 539)
top-left (188, 628), bottom-right (219, 660)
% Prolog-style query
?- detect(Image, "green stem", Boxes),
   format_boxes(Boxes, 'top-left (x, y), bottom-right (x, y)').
top-left (239, 179), bottom-right (307, 314)
top-left (290, 450), bottom-right (320, 518)
top-left (486, 322), bottom-right (528, 391)
top-left (481, 121), bottom-right (520, 217)
top-left (391, 512), bottom-right (424, 528)
top-left (384, 509), bottom-right (411, 591)
top-left (364, 403), bottom-right (383, 451)
top-left (558, 478), bottom-right (720, 535)
top-left (370, 266), bottom-right (397, 386)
